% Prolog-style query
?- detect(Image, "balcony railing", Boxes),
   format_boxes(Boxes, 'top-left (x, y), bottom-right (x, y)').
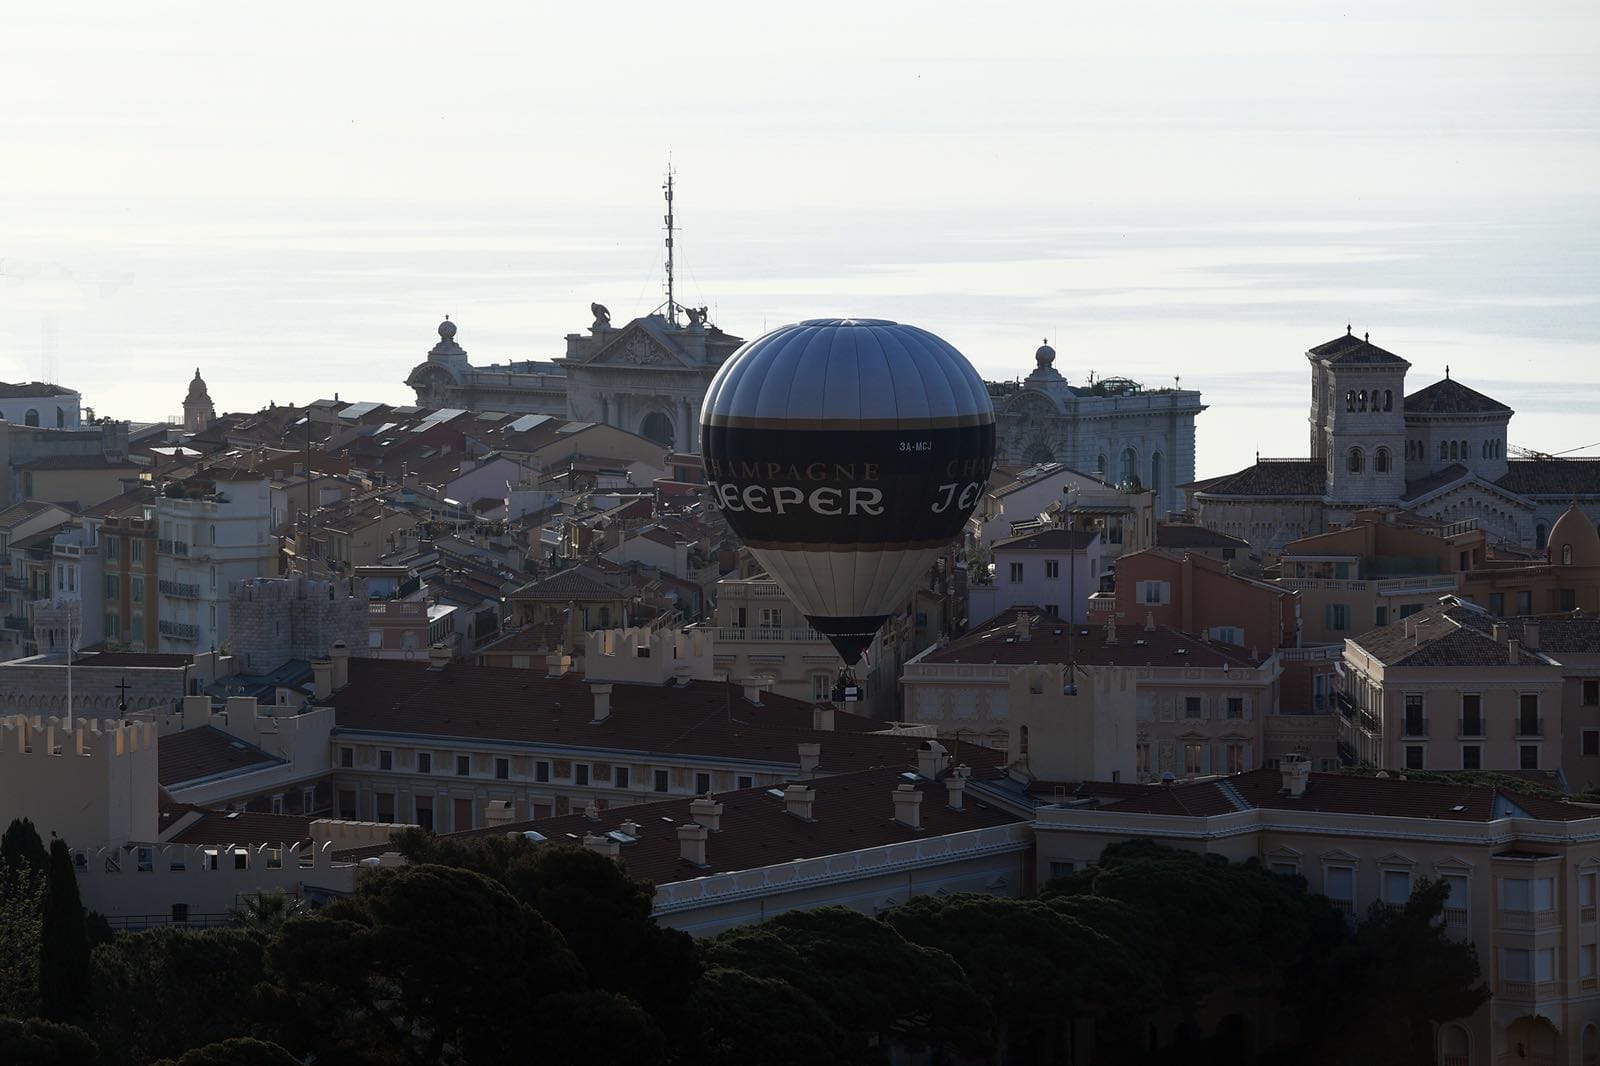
top-left (1516, 717), bottom-right (1544, 738)
top-left (1497, 907), bottom-right (1559, 931)
top-left (1497, 978), bottom-right (1558, 1001)
top-left (1458, 718), bottom-right (1485, 739)
top-left (3, 615), bottom-right (29, 631)
top-left (1402, 718), bottom-right (1429, 738)
top-left (1442, 905), bottom-right (1468, 926)
top-left (714, 626), bottom-right (825, 643)
top-left (2, 576), bottom-right (26, 591)
top-left (157, 619), bottom-right (199, 642)
top-left (158, 539), bottom-right (190, 557)
top-left (158, 579), bottom-right (202, 599)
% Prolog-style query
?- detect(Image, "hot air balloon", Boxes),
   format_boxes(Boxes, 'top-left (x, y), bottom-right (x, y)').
top-left (700, 318), bottom-right (996, 678)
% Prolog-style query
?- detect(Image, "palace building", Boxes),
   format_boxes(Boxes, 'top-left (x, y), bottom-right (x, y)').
top-left (1190, 329), bottom-right (1600, 558)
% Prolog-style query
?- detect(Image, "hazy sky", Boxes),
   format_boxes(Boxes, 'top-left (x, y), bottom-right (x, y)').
top-left (3, 1), bottom-right (1597, 477)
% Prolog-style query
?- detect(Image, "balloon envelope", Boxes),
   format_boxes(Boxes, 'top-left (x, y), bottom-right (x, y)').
top-left (701, 319), bottom-right (996, 665)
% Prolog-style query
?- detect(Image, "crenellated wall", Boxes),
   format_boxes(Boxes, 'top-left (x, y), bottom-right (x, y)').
top-left (0, 715), bottom-right (159, 848)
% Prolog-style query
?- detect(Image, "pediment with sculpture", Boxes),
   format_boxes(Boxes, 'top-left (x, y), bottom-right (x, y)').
top-left (579, 325), bottom-right (690, 370)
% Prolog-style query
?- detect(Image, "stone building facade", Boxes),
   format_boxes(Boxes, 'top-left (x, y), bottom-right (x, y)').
top-left (229, 574), bottom-right (371, 674)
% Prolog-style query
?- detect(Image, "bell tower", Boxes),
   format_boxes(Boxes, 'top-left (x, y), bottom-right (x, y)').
top-left (1306, 328), bottom-right (1409, 503)
top-left (182, 368), bottom-right (216, 433)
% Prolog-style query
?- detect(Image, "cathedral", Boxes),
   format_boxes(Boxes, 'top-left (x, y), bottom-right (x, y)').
top-left (1192, 329), bottom-right (1600, 555)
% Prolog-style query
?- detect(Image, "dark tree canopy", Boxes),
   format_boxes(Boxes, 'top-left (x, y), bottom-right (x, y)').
top-left (0, 1015), bottom-right (99, 1066)
top-left (40, 840), bottom-right (91, 1023)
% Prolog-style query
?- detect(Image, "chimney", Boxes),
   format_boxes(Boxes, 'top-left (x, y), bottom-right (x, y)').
top-left (619, 819), bottom-right (642, 838)
top-left (330, 640), bottom-right (350, 690)
top-left (1522, 619), bottom-right (1541, 650)
top-left (783, 784), bottom-right (816, 821)
top-left (544, 652), bottom-right (572, 678)
top-left (1015, 610), bottom-right (1030, 641)
top-left (812, 703), bottom-right (836, 732)
top-left (798, 742), bottom-right (821, 775)
top-left (427, 643), bottom-right (450, 671)
top-left (741, 678), bottom-right (767, 705)
top-left (677, 822), bottom-right (709, 867)
top-left (582, 833), bottom-right (620, 858)
top-left (1280, 753), bottom-right (1310, 798)
top-left (1491, 622), bottom-right (1508, 643)
top-left (583, 800), bottom-right (601, 822)
top-left (1143, 611), bottom-right (1156, 633)
top-left (590, 683), bottom-right (613, 724)
top-left (688, 796), bottom-right (723, 831)
top-left (1508, 638), bottom-right (1521, 664)
top-left (484, 799), bottom-right (514, 824)
top-left (893, 783), bottom-right (924, 830)
top-left (672, 664), bottom-right (694, 687)
top-left (312, 659), bottom-right (333, 700)
top-left (182, 694), bottom-right (211, 730)
top-left (947, 764), bottom-right (971, 811)
top-left (916, 740), bottom-right (949, 781)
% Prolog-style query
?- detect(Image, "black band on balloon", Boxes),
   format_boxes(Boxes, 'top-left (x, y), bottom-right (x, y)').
top-left (807, 614), bottom-right (891, 667)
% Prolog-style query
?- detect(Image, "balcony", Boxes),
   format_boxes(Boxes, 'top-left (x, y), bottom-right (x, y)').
top-left (158, 539), bottom-right (190, 557)
top-left (1442, 905), bottom-right (1468, 927)
top-left (2, 576), bottom-right (26, 591)
top-left (1497, 907), bottom-right (1559, 932)
top-left (1497, 978), bottom-right (1558, 1001)
top-left (1458, 718), bottom-right (1485, 739)
top-left (158, 579), bottom-right (202, 599)
top-left (1516, 717), bottom-right (1544, 739)
top-left (157, 619), bottom-right (199, 642)
top-left (1402, 718), bottom-right (1429, 739)
top-left (715, 626), bottom-right (826, 643)
top-left (3, 615), bottom-right (28, 631)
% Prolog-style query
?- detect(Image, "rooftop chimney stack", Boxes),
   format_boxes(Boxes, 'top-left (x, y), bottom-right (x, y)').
top-left (947, 764), bottom-right (971, 811)
top-left (330, 640), bottom-right (350, 690)
top-left (1508, 638), bottom-right (1521, 664)
top-left (741, 678), bottom-right (767, 705)
top-left (688, 796), bottom-right (723, 831)
top-left (677, 822), bottom-right (709, 867)
top-left (1491, 622), bottom-right (1509, 643)
top-left (427, 643), bottom-right (451, 671)
top-left (1281, 753), bottom-right (1310, 799)
top-left (783, 784), bottom-right (816, 821)
top-left (1015, 610), bottom-right (1031, 641)
top-left (798, 742), bottom-right (821, 776)
top-left (893, 783), bottom-right (924, 829)
top-left (484, 799), bottom-right (514, 824)
top-left (311, 659), bottom-right (333, 700)
top-left (544, 652), bottom-right (572, 678)
top-left (1523, 619), bottom-right (1541, 650)
top-left (812, 703), bottom-right (836, 732)
top-left (619, 819), bottom-right (642, 838)
top-left (590, 683), bottom-right (613, 724)
top-left (582, 833), bottom-right (620, 858)
top-left (916, 740), bottom-right (949, 781)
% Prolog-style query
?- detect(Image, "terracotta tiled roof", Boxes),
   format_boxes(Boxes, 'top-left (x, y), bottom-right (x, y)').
top-left (1194, 460), bottom-right (1325, 498)
top-left (71, 652), bottom-right (192, 668)
top-left (167, 810), bottom-right (313, 847)
top-left (923, 607), bottom-right (1265, 669)
top-left (1404, 378), bottom-right (1512, 415)
top-left (158, 727), bottom-right (284, 788)
top-left (325, 659), bottom-right (994, 775)
top-left (509, 565), bottom-right (628, 602)
top-left (990, 529), bottom-right (1097, 552)
top-left (1099, 767), bottom-right (1595, 822)
top-left (1348, 602), bottom-right (1551, 668)
top-left (1496, 460), bottom-right (1600, 498)
top-left (0, 499), bottom-right (65, 527)
top-left (1307, 333), bottom-right (1410, 367)
top-left (338, 766), bottom-right (1023, 882)
top-left (1154, 524), bottom-right (1249, 550)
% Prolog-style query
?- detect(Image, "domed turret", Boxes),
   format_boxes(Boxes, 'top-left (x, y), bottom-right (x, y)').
top-left (182, 368), bottom-right (216, 433)
top-left (1035, 338), bottom-right (1056, 370)
top-left (1549, 503), bottom-right (1600, 567)
top-left (438, 318), bottom-right (457, 341)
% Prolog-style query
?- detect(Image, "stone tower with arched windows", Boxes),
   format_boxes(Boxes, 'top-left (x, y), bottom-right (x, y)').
top-left (1308, 329), bottom-right (1409, 503)
top-left (182, 368), bottom-right (216, 434)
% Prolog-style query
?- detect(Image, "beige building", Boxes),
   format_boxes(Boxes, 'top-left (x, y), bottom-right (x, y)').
top-left (1340, 599), bottom-right (1600, 783)
top-left (1034, 762), bottom-right (1600, 1065)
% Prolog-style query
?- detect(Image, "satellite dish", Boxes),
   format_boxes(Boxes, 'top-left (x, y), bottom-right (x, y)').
top-left (701, 318), bottom-right (995, 665)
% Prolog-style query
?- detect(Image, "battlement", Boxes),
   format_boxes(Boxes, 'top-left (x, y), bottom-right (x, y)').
top-left (0, 714), bottom-right (159, 847)
top-left (585, 625), bottom-right (715, 685)
top-left (0, 714), bottom-right (156, 758)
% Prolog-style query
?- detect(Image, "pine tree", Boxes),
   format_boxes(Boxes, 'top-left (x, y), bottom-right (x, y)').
top-left (40, 839), bottom-right (91, 1022)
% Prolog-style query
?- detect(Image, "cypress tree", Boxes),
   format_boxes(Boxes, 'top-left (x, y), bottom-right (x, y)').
top-left (40, 838), bottom-right (91, 1022)
top-left (0, 818), bottom-right (48, 879)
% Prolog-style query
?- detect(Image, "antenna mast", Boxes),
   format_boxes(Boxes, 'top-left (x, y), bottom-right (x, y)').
top-left (662, 166), bottom-right (677, 327)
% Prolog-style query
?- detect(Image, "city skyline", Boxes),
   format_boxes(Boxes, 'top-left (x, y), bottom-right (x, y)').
top-left (3, 1), bottom-right (1597, 478)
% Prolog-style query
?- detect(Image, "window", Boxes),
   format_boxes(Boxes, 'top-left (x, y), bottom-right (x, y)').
top-left (1461, 694), bottom-right (1483, 736)
top-left (1564, 544), bottom-right (1575, 565)
top-left (758, 606), bottom-right (783, 628)
top-left (104, 613), bottom-right (119, 638)
top-left (1374, 447), bottom-right (1391, 473)
top-left (737, 775), bottom-right (754, 789)
top-left (1045, 559), bottom-right (1059, 579)
top-left (1183, 742), bottom-right (1204, 775)
top-left (1561, 588), bottom-right (1577, 611)
top-left (1586, 679), bottom-right (1600, 706)
top-left (105, 535), bottom-right (119, 562)
top-left (1384, 389), bottom-right (1393, 411)
top-left (1374, 606), bottom-right (1388, 626)
top-left (1501, 947), bottom-right (1556, 984)
top-left (811, 673), bottom-right (833, 702)
top-left (414, 796), bottom-right (434, 831)
top-left (1449, 440), bottom-right (1459, 461)
top-left (695, 772), bottom-right (712, 794)
top-left (535, 760), bottom-right (550, 783)
top-left (1520, 744), bottom-right (1540, 770)
top-left (416, 752), bottom-right (431, 774)
top-left (1583, 945), bottom-right (1597, 991)
top-left (1519, 693), bottom-right (1540, 735)
top-left (1586, 731), bottom-right (1600, 757)
top-left (615, 766), bottom-right (630, 789)
top-left (1381, 869), bottom-right (1411, 906)
top-left (1502, 876), bottom-right (1555, 913)
top-left (378, 749), bottom-right (393, 771)
top-left (1185, 696), bottom-right (1202, 719)
top-left (456, 755), bottom-right (471, 776)
top-left (339, 746), bottom-right (354, 768)
top-left (1535, 524), bottom-right (1549, 550)
top-left (1461, 745), bottom-right (1481, 770)
top-left (1515, 590), bottom-right (1532, 615)
top-left (131, 575), bottom-right (144, 603)
top-left (1138, 581), bottom-right (1168, 605)
top-left (1347, 448), bottom-right (1364, 473)
top-left (1439, 441), bottom-right (1449, 461)
top-left (1345, 390), bottom-right (1355, 412)
top-left (1404, 745), bottom-right (1424, 770)
top-left (495, 757), bottom-right (510, 780)
top-left (1136, 743), bottom-right (1150, 774)
top-left (1225, 743), bottom-right (1245, 774)
top-left (1580, 871), bottom-right (1597, 920)
top-left (1226, 697), bottom-right (1243, 719)
top-left (1403, 693), bottom-right (1425, 737)
top-left (301, 786), bottom-right (316, 813)
top-left (1489, 592), bottom-right (1505, 616)
top-left (104, 573), bottom-right (119, 599)
top-left (1008, 562), bottom-right (1023, 582)
top-left (1325, 865), bottom-right (1356, 911)
top-left (1442, 874), bottom-right (1469, 925)
top-left (654, 770), bottom-right (670, 793)
top-left (1326, 604), bottom-right (1349, 632)
top-left (575, 764), bottom-right (590, 786)
top-left (1357, 391), bottom-right (1368, 412)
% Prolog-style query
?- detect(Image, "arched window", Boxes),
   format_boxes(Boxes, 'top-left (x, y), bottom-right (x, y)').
top-left (24, 409), bottom-right (39, 427)
top-left (1370, 390), bottom-right (1381, 411)
top-left (1481, 441), bottom-right (1488, 459)
top-left (1019, 724), bottom-right (1030, 758)
top-left (1348, 448), bottom-right (1364, 473)
top-left (1439, 441), bottom-right (1449, 460)
top-left (639, 411), bottom-right (674, 447)
top-left (1536, 523), bottom-right (1549, 550)
top-left (55, 407), bottom-right (64, 428)
top-left (1149, 451), bottom-right (1163, 497)
top-left (1563, 544), bottom-right (1574, 565)
top-left (1375, 447), bottom-right (1391, 473)
top-left (1097, 453), bottom-right (1108, 480)
top-left (1384, 389), bottom-right (1393, 411)
top-left (1345, 390), bottom-right (1355, 412)
top-left (1459, 440), bottom-right (1468, 460)
top-left (1358, 392), bottom-right (1368, 412)
top-left (1119, 447), bottom-right (1139, 487)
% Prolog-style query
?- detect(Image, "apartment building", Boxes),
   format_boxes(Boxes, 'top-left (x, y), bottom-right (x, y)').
top-left (89, 486), bottom-right (161, 650)
top-left (154, 473), bottom-right (276, 653)
top-left (1034, 762), bottom-right (1600, 1066)
top-left (969, 528), bottom-right (1102, 626)
top-left (1340, 600), bottom-right (1600, 780)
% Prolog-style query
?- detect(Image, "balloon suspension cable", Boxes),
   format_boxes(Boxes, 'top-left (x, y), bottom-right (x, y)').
top-left (831, 666), bottom-right (863, 705)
